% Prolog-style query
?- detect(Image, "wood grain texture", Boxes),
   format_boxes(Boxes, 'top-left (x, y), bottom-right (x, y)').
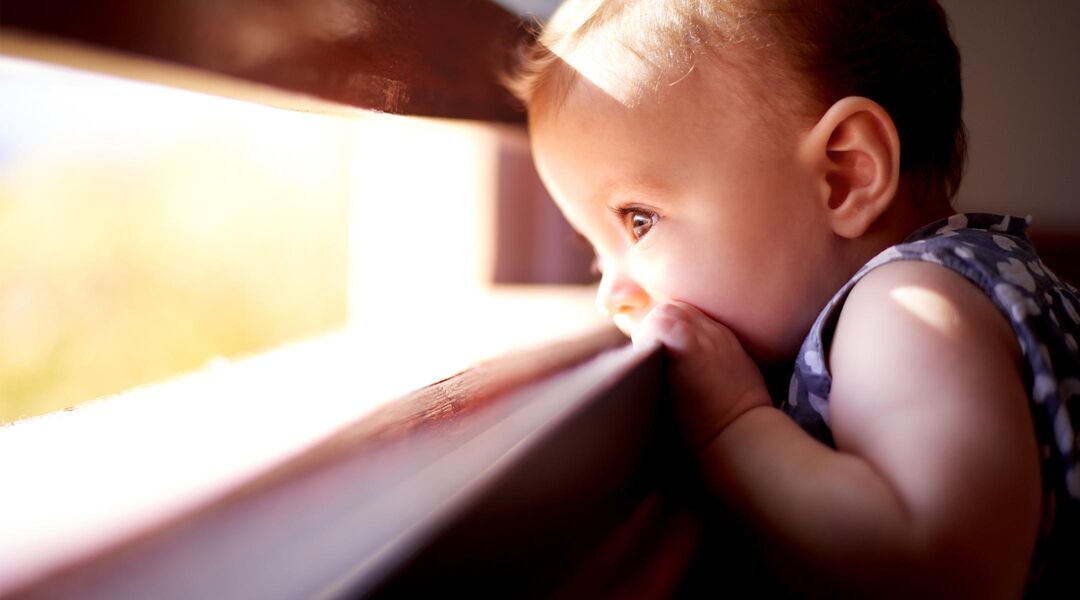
top-left (10, 327), bottom-right (694, 599)
top-left (1, 0), bottom-right (529, 121)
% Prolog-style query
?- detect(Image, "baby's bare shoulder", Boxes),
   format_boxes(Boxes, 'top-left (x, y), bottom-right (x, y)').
top-left (828, 258), bottom-right (1024, 435)
top-left (826, 260), bottom-right (1040, 577)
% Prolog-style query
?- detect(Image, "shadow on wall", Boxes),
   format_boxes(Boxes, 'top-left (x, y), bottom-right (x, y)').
top-left (493, 130), bottom-right (596, 285)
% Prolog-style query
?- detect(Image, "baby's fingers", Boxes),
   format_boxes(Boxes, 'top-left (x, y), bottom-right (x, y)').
top-left (633, 302), bottom-right (717, 354)
top-left (633, 303), bottom-right (684, 350)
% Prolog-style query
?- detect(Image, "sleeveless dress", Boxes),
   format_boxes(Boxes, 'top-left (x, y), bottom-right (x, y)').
top-left (782, 213), bottom-right (1080, 595)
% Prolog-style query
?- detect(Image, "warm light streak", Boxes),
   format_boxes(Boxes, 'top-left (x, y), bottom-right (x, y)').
top-left (889, 285), bottom-right (959, 334)
top-left (349, 113), bottom-right (604, 381)
top-left (559, 40), bottom-right (656, 107)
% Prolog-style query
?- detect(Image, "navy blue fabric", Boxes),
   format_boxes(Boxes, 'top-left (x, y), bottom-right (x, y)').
top-left (782, 213), bottom-right (1080, 591)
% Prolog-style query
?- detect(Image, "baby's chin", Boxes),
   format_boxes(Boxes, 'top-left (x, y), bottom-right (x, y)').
top-left (739, 326), bottom-right (806, 366)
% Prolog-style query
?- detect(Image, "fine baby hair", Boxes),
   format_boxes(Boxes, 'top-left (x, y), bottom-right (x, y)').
top-left (507, 0), bottom-right (966, 204)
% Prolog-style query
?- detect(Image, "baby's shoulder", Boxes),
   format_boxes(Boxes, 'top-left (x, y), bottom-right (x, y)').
top-left (830, 258), bottom-right (1021, 397)
top-left (825, 259), bottom-right (1036, 487)
top-left (788, 213), bottom-right (1080, 450)
top-left (840, 257), bottom-right (1016, 341)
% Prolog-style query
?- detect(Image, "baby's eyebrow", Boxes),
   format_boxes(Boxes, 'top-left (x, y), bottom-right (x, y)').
top-left (590, 178), bottom-right (667, 206)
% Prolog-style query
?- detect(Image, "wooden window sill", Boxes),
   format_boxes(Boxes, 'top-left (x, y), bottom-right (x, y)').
top-left (2, 321), bottom-right (688, 598)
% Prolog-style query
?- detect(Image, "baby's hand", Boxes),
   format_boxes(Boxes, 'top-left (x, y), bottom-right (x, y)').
top-left (633, 302), bottom-right (770, 450)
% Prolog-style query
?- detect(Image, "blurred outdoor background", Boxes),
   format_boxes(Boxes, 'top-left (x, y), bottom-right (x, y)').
top-left (0, 56), bottom-right (350, 422)
top-left (0, 51), bottom-right (597, 426)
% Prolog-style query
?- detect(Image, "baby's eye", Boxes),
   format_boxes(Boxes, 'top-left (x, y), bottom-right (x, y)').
top-left (629, 212), bottom-right (654, 239)
top-left (618, 207), bottom-right (658, 241)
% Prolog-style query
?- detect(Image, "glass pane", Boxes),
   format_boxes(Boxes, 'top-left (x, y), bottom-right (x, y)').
top-left (0, 56), bottom-right (350, 422)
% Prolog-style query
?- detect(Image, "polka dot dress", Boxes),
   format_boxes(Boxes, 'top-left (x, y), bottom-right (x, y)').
top-left (782, 213), bottom-right (1080, 592)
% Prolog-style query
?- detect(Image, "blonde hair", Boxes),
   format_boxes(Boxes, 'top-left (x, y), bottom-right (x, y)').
top-left (506, 0), bottom-right (967, 203)
top-left (506, 0), bottom-right (758, 113)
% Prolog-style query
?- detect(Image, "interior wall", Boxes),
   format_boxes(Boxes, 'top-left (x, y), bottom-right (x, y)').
top-left (941, 0), bottom-right (1080, 232)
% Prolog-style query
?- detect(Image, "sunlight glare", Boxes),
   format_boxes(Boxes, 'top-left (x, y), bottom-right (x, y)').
top-left (889, 285), bottom-right (959, 334)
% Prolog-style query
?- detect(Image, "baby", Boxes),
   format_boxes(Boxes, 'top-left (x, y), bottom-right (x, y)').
top-left (507, 0), bottom-right (1080, 596)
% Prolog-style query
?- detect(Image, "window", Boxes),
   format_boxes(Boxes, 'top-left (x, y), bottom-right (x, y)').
top-left (0, 55), bottom-right (351, 423)
top-left (0, 6), bottom-right (626, 595)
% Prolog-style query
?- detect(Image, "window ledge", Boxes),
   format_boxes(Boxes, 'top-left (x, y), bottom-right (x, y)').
top-left (0, 285), bottom-right (606, 595)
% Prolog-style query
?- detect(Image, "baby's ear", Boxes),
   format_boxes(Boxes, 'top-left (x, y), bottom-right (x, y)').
top-left (802, 97), bottom-right (900, 239)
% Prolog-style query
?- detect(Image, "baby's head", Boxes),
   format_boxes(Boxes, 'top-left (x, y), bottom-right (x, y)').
top-left (509, 0), bottom-right (965, 360)
top-left (511, 0), bottom-right (965, 202)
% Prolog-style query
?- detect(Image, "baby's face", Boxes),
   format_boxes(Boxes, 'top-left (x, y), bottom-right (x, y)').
top-left (531, 73), bottom-right (834, 362)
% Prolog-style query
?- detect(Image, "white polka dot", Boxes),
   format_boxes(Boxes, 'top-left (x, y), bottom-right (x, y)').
top-left (1066, 334), bottom-right (1078, 353)
top-left (803, 350), bottom-right (825, 375)
top-left (993, 234), bottom-right (1020, 252)
top-left (1050, 310), bottom-right (1060, 327)
top-left (1045, 291), bottom-right (1056, 304)
top-left (998, 258), bottom-right (1037, 292)
top-left (1067, 467), bottom-right (1080, 500)
top-left (955, 246), bottom-right (975, 260)
top-left (809, 393), bottom-right (830, 423)
top-left (788, 375), bottom-right (799, 407)
top-left (994, 283), bottom-right (1041, 321)
top-left (920, 252), bottom-right (942, 265)
top-left (1034, 374), bottom-right (1057, 403)
top-left (1055, 408), bottom-right (1075, 454)
top-left (1029, 260), bottom-right (1045, 278)
top-left (991, 215), bottom-right (1012, 231)
top-left (937, 213), bottom-right (968, 234)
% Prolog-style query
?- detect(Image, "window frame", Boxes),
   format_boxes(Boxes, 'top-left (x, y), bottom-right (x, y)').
top-left (0, 4), bottom-right (695, 595)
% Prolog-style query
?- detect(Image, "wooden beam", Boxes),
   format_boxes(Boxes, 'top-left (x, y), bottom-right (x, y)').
top-left (1, 0), bottom-right (529, 121)
top-left (9, 328), bottom-right (703, 598)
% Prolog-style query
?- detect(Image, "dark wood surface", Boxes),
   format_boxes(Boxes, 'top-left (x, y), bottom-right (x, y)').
top-left (1, 0), bottom-right (528, 121)
top-left (10, 327), bottom-right (701, 599)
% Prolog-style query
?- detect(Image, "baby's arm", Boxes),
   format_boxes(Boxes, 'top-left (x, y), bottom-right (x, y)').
top-left (640, 261), bottom-right (1042, 597)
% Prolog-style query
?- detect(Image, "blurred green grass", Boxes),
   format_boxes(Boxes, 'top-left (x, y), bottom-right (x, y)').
top-left (0, 91), bottom-right (350, 423)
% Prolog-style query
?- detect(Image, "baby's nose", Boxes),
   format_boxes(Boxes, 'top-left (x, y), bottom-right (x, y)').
top-left (597, 271), bottom-right (649, 321)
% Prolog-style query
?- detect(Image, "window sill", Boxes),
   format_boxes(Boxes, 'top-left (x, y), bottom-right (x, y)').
top-left (0, 285), bottom-right (609, 595)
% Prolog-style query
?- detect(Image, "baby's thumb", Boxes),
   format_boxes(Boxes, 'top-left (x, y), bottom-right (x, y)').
top-left (631, 307), bottom-right (665, 350)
